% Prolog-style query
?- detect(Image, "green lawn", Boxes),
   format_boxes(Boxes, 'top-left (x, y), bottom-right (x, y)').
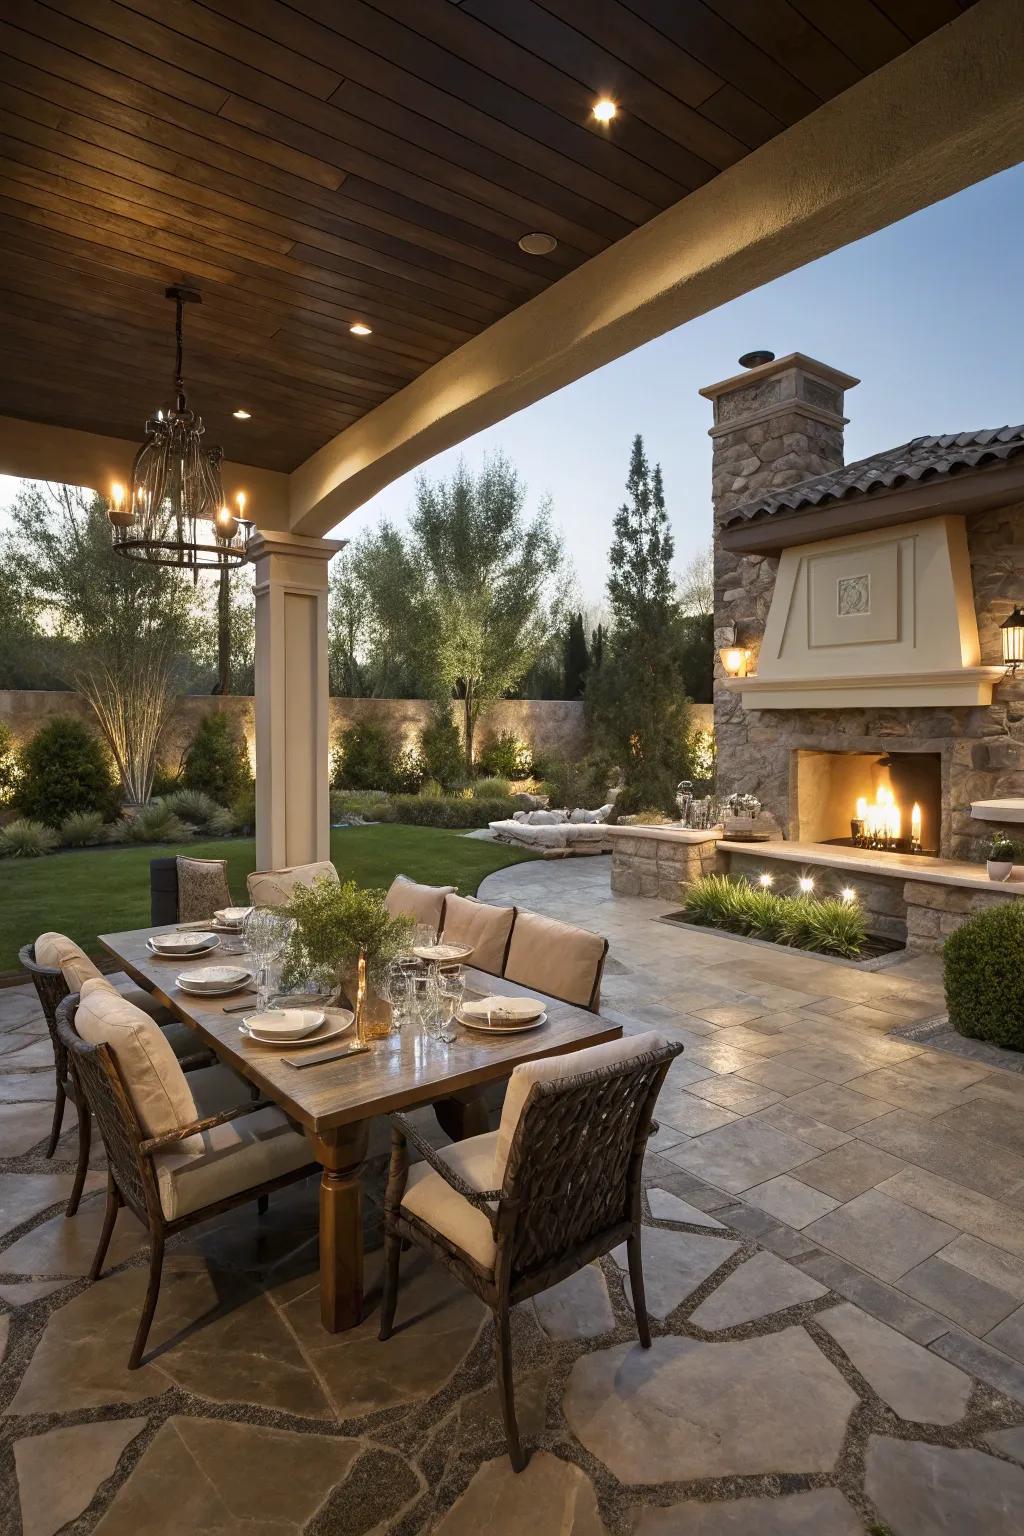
top-left (2, 826), bottom-right (538, 975)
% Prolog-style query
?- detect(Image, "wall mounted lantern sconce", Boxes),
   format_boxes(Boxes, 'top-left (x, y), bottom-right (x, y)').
top-left (718, 628), bottom-right (753, 679)
top-left (1001, 607), bottom-right (1024, 674)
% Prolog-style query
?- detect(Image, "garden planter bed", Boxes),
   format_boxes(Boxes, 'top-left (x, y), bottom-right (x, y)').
top-left (658, 913), bottom-right (908, 971)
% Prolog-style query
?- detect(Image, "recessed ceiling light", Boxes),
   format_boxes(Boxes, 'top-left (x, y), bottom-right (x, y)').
top-left (518, 231), bottom-right (558, 256)
top-left (350, 322), bottom-right (372, 336)
top-left (232, 408), bottom-right (251, 419)
top-left (592, 97), bottom-right (617, 123)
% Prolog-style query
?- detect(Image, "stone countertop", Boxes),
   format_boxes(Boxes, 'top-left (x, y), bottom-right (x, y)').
top-left (606, 825), bottom-right (723, 845)
top-left (721, 839), bottom-right (1024, 894)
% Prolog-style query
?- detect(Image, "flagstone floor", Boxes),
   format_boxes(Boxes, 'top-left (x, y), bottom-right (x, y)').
top-left (3, 859), bottom-right (1024, 1533)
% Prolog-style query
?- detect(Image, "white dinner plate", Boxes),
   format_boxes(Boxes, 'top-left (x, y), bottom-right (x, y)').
top-left (241, 1010), bottom-right (354, 1047)
top-left (241, 1008), bottom-right (325, 1041)
top-left (215, 906), bottom-right (252, 925)
top-left (176, 966), bottom-right (252, 997)
top-left (456, 1009), bottom-right (548, 1035)
top-left (148, 935), bottom-right (219, 959)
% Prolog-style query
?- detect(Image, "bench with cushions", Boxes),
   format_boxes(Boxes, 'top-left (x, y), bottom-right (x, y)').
top-left (383, 878), bottom-right (608, 1011)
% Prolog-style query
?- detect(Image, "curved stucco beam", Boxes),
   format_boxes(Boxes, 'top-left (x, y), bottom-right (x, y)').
top-left (288, 0), bottom-right (1024, 539)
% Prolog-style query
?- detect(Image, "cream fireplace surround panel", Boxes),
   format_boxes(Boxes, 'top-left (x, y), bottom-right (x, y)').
top-left (727, 514), bottom-right (1004, 709)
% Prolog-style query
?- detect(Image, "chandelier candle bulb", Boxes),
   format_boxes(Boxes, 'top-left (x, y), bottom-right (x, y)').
top-left (108, 482), bottom-right (133, 527)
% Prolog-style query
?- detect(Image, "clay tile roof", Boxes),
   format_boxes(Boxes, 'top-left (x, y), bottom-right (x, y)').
top-left (723, 425), bottom-right (1024, 527)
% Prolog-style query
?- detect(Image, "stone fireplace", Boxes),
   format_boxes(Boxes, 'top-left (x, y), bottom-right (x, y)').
top-left (693, 352), bottom-right (1024, 951)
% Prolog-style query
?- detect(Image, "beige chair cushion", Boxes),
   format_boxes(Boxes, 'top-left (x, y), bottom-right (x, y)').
top-left (384, 876), bottom-right (456, 935)
top-left (153, 1105), bottom-right (313, 1220)
top-left (502, 911), bottom-right (608, 1009)
top-left (176, 857), bottom-right (232, 923)
top-left (75, 977), bottom-right (199, 1140)
top-left (441, 894), bottom-right (516, 976)
top-left (493, 1031), bottom-right (667, 1187)
top-left (35, 931), bottom-right (103, 992)
top-left (401, 1130), bottom-right (499, 1272)
top-left (247, 861), bottom-right (339, 907)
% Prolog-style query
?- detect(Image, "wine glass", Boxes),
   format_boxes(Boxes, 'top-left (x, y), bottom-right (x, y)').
top-left (244, 909), bottom-right (294, 1012)
top-left (381, 960), bottom-right (411, 1031)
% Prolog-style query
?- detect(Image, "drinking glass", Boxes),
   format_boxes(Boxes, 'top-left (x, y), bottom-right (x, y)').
top-left (438, 968), bottom-right (465, 1043)
top-left (381, 961), bottom-right (412, 1031)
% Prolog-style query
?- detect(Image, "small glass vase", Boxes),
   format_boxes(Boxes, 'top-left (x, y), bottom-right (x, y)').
top-left (337, 961), bottom-right (394, 1039)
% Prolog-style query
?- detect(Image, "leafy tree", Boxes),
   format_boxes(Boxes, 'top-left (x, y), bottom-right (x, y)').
top-left (7, 482), bottom-right (210, 799)
top-left (590, 621), bottom-right (605, 672)
top-left (182, 712), bottom-right (251, 804)
top-left (410, 456), bottom-right (566, 765)
top-left (588, 435), bottom-right (690, 814)
top-left (351, 528), bottom-right (429, 697)
top-left (0, 541), bottom-right (51, 687)
top-left (675, 613), bottom-right (713, 703)
top-left (16, 715), bottom-right (119, 827)
top-left (676, 544), bottom-right (714, 617)
top-left (562, 611), bottom-right (591, 698)
top-left (328, 545), bottom-right (368, 697)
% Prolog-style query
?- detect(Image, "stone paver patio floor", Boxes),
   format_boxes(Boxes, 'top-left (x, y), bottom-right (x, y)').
top-left (3, 857), bottom-right (1024, 1532)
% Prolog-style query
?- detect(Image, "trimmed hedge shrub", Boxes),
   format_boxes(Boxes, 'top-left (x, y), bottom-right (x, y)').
top-left (682, 874), bottom-right (867, 959)
top-left (332, 721), bottom-right (407, 793)
top-left (16, 715), bottom-right (119, 828)
top-left (477, 729), bottom-right (532, 780)
top-left (0, 723), bottom-right (18, 806)
top-left (945, 901), bottom-right (1024, 1051)
top-left (382, 794), bottom-right (517, 829)
top-left (182, 713), bottom-right (251, 805)
top-left (418, 710), bottom-right (466, 791)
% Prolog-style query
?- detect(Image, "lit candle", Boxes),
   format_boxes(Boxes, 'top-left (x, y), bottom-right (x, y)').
top-left (856, 797), bottom-right (868, 822)
top-left (236, 490), bottom-right (247, 518)
top-left (355, 946), bottom-right (367, 1044)
top-left (911, 802), bottom-right (922, 845)
top-left (111, 482), bottom-right (125, 512)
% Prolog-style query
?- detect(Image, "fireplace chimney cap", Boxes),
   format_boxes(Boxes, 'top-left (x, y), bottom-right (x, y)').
top-left (738, 350), bottom-right (775, 369)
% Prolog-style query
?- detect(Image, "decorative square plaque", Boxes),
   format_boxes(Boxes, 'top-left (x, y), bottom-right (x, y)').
top-left (837, 574), bottom-right (870, 616)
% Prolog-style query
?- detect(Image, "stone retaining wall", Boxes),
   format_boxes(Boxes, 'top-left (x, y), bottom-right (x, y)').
top-left (903, 878), bottom-right (1023, 955)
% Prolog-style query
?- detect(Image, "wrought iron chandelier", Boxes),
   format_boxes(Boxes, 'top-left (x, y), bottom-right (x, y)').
top-left (107, 285), bottom-right (252, 570)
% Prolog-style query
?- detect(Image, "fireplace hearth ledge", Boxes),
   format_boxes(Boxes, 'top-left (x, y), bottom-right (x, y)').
top-left (719, 839), bottom-right (1024, 893)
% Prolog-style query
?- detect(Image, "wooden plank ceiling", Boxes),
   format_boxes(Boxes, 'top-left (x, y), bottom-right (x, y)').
top-left (0, 0), bottom-right (974, 473)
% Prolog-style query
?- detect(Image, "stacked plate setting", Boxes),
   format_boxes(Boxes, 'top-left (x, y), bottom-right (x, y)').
top-left (147, 931), bottom-right (220, 959)
top-left (176, 964), bottom-right (253, 998)
top-left (240, 1008), bottom-right (353, 1047)
top-left (211, 906), bottom-right (253, 933)
top-left (457, 995), bottom-right (547, 1033)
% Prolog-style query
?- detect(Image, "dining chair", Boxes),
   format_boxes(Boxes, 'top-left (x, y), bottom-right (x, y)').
top-left (20, 937), bottom-right (212, 1215)
top-left (246, 860), bottom-right (339, 907)
top-left (57, 981), bottom-right (317, 1369)
top-left (440, 893), bottom-right (517, 976)
top-left (384, 875), bottom-right (456, 936)
top-left (379, 1031), bottom-right (682, 1470)
top-left (502, 910), bottom-right (609, 1011)
top-left (149, 856), bottom-right (234, 924)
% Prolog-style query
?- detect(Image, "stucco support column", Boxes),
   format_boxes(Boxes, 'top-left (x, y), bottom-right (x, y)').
top-left (251, 531), bottom-right (343, 872)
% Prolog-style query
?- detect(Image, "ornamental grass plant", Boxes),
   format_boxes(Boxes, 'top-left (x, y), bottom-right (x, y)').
top-left (682, 874), bottom-right (867, 959)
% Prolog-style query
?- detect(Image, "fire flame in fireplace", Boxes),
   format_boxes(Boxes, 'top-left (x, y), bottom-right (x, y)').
top-left (853, 787), bottom-right (922, 850)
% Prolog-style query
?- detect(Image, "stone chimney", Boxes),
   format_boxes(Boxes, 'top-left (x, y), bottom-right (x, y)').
top-left (701, 352), bottom-right (859, 806)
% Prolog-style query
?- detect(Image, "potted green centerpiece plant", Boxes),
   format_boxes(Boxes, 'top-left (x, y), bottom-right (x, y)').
top-left (983, 832), bottom-right (1019, 883)
top-left (282, 876), bottom-right (413, 1036)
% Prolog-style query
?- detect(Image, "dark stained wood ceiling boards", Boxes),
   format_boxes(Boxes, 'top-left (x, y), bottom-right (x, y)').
top-left (0, 0), bottom-right (976, 472)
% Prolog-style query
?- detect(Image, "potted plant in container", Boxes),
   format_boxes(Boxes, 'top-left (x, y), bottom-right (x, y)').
top-left (281, 876), bottom-right (413, 1036)
top-left (983, 832), bottom-right (1020, 883)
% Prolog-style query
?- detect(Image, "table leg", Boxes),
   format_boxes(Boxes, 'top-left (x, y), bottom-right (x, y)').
top-left (433, 1089), bottom-right (490, 1141)
top-left (309, 1121), bottom-right (370, 1333)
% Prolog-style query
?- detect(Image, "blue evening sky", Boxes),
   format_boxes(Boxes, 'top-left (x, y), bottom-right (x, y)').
top-left (2, 162), bottom-right (1021, 605)
top-left (334, 161), bottom-right (1024, 604)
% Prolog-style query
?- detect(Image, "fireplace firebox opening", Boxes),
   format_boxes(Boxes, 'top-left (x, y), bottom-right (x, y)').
top-left (794, 749), bottom-right (942, 857)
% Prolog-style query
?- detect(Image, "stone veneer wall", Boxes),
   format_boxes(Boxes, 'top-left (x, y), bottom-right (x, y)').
top-left (610, 832), bottom-right (721, 901)
top-left (0, 690), bottom-right (588, 776)
top-left (707, 355), bottom-right (1024, 860)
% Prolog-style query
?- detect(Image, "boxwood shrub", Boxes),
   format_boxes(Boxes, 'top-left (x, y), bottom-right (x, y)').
top-left (16, 715), bottom-right (119, 827)
top-left (944, 901), bottom-right (1024, 1051)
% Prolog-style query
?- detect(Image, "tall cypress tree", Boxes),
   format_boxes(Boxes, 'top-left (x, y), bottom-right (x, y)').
top-left (562, 610), bottom-right (591, 698)
top-left (587, 435), bottom-right (690, 813)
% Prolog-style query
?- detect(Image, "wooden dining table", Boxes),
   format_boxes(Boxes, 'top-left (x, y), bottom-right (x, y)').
top-left (99, 924), bottom-right (621, 1333)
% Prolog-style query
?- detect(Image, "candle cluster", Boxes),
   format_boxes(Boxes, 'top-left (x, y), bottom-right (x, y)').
top-left (851, 789), bottom-right (922, 852)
